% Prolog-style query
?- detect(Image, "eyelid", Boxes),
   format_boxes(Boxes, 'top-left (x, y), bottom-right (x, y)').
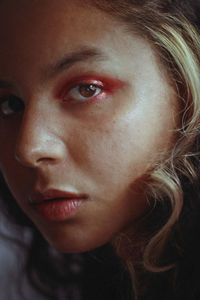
top-left (65, 84), bottom-right (104, 103)
top-left (58, 74), bottom-right (126, 99)
top-left (62, 80), bottom-right (105, 100)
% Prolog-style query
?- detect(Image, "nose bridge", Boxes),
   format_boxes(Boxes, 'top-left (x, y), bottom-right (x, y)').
top-left (15, 101), bottom-right (65, 167)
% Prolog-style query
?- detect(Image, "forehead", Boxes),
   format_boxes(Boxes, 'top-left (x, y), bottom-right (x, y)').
top-left (0, 0), bottom-right (167, 96)
top-left (0, 0), bottom-right (116, 48)
top-left (0, 0), bottom-right (121, 79)
top-left (0, 0), bottom-right (89, 23)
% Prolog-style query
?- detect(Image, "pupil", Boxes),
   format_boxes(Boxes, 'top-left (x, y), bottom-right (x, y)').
top-left (8, 96), bottom-right (24, 112)
top-left (79, 85), bottom-right (96, 97)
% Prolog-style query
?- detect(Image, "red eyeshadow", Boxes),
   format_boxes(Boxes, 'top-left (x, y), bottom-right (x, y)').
top-left (57, 74), bottom-right (126, 99)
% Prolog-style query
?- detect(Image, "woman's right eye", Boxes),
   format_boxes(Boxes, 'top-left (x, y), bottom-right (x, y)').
top-left (0, 95), bottom-right (24, 116)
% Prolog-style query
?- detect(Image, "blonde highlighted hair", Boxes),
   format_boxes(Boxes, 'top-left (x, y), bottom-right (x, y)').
top-left (0, 1), bottom-right (199, 299)
top-left (87, 0), bottom-right (200, 297)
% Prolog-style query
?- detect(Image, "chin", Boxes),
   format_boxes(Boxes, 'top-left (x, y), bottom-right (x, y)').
top-left (34, 218), bottom-right (118, 254)
top-left (48, 238), bottom-right (108, 254)
top-left (42, 230), bottom-right (113, 254)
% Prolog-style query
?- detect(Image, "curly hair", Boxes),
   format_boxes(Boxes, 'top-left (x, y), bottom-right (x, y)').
top-left (88, 1), bottom-right (200, 299)
top-left (0, 1), bottom-right (200, 300)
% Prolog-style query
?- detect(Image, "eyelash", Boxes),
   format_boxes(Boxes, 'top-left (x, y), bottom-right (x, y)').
top-left (63, 82), bottom-right (105, 103)
top-left (0, 95), bottom-right (24, 117)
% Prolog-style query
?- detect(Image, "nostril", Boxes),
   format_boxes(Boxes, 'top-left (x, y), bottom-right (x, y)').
top-left (36, 156), bottom-right (58, 165)
top-left (14, 146), bottom-right (37, 167)
top-left (15, 137), bottom-right (67, 168)
top-left (15, 148), bottom-right (54, 167)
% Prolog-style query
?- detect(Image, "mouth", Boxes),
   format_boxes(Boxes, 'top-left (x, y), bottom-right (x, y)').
top-left (29, 189), bottom-right (88, 222)
top-left (38, 197), bottom-right (73, 203)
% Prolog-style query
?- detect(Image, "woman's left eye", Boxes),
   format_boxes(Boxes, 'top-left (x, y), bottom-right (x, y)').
top-left (64, 84), bottom-right (103, 102)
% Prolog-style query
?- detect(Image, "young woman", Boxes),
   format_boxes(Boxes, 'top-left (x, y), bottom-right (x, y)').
top-left (0, 0), bottom-right (200, 299)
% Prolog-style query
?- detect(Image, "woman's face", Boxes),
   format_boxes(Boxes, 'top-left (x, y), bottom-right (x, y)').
top-left (0, 0), bottom-right (177, 252)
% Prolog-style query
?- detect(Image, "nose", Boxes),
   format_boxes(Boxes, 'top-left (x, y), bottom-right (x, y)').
top-left (15, 104), bottom-right (66, 168)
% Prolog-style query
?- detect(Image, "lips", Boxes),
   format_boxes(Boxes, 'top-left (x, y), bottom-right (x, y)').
top-left (29, 189), bottom-right (87, 221)
top-left (29, 189), bottom-right (88, 204)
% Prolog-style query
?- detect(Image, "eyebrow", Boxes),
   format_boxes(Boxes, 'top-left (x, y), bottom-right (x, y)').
top-left (42, 46), bottom-right (108, 80)
top-left (0, 47), bottom-right (108, 89)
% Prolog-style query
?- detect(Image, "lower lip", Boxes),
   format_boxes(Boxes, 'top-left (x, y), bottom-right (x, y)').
top-left (33, 198), bottom-right (84, 222)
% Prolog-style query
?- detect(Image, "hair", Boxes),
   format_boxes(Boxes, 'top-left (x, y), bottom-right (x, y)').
top-left (0, 1), bottom-right (200, 300)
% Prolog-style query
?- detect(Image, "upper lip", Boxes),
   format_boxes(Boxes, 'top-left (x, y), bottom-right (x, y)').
top-left (29, 189), bottom-right (88, 204)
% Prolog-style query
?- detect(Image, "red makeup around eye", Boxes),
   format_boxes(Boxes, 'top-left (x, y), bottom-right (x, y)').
top-left (57, 74), bottom-right (126, 100)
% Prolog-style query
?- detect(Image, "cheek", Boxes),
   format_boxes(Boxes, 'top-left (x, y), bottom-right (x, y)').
top-left (0, 146), bottom-right (34, 206)
top-left (73, 118), bottom-right (149, 188)
top-left (0, 119), bottom-right (20, 167)
top-left (75, 101), bottom-right (175, 186)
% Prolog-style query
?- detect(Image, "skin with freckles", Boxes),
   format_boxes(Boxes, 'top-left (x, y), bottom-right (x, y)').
top-left (0, 0), bottom-right (178, 253)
